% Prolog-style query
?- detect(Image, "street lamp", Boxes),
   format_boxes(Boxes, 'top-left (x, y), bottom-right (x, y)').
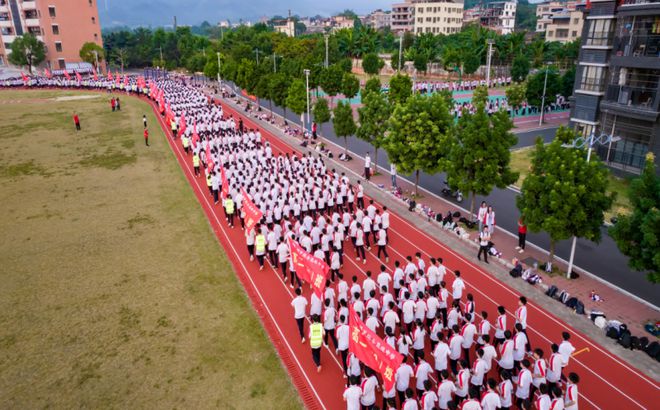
top-left (398, 32), bottom-right (403, 72)
top-left (272, 53), bottom-right (282, 73)
top-left (253, 48), bottom-right (260, 65)
top-left (560, 131), bottom-right (621, 278)
top-left (538, 63), bottom-right (552, 126)
top-left (324, 33), bottom-right (329, 68)
top-left (304, 69), bottom-right (311, 134)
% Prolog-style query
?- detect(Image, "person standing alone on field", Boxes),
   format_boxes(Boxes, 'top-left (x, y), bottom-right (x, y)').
top-left (143, 114), bottom-right (147, 128)
top-left (477, 226), bottom-right (491, 264)
top-left (143, 128), bottom-right (149, 146)
top-left (110, 97), bottom-right (115, 112)
top-left (364, 152), bottom-right (372, 181)
top-left (516, 216), bottom-right (527, 254)
top-left (73, 112), bottom-right (81, 131)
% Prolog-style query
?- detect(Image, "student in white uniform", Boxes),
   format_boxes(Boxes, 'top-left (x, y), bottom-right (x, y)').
top-left (290, 288), bottom-right (307, 343)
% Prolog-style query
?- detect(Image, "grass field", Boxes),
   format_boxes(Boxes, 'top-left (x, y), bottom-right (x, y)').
top-left (510, 146), bottom-right (632, 220)
top-left (0, 90), bottom-right (301, 409)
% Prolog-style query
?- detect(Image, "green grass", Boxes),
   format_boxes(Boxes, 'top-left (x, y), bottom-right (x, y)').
top-left (510, 146), bottom-right (632, 221)
top-left (0, 90), bottom-right (301, 409)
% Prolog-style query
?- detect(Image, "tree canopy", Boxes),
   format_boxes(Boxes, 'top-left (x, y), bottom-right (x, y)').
top-left (388, 73), bottom-right (412, 106)
top-left (362, 52), bottom-right (384, 76)
top-left (516, 127), bottom-right (615, 261)
top-left (357, 91), bottom-right (391, 174)
top-left (333, 101), bottom-right (357, 154)
top-left (312, 97), bottom-right (331, 125)
top-left (8, 33), bottom-right (45, 73)
top-left (610, 153), bottom-right (660, 283)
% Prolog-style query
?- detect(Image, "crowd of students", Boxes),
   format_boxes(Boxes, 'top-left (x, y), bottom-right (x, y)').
top-left (2, 73), bottom-right (581, 410)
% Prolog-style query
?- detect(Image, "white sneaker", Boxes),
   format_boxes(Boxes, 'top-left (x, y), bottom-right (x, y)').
top-left (515, 246), bottom-right (520, 250)
top-left (519, 249), bottom-right (524, 254)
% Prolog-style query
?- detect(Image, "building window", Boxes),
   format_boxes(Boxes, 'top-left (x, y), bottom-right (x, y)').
top-left (585, 19), bottom-right (612, 46)
top-left (548, 31), bottom-right (554, 37)
top-left (55, 41), bottom-right (62, 52)
top-left (52, 24), bottom-right (59, 34)
top-left (58, 58), bottom-right (65, 69)
top-left (91, 16), bottom-right (95, 24)
top-left (48, 6), bottom-right (56, 17)
top-left (94, 33), bottom-right (98, 40)
top-left (573, 18), bottom-right (579, 24)
top-left (579, 66), bottom-right (604, 92)
top-left (572, 30), bottom-right (577, 37)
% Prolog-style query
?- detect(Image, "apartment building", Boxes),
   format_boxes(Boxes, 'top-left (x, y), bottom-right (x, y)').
top-left (544, 8), bottom-right (585, 43)
top-left (365, 9), bottom-right (392, 30)
top-left (391, 1), bottom-right (415, 33)
top-left (536, 1), bottom-right (579, 32)
top-left (570, 0), bottom-right (660, 171)
top-left (472, 1), bottom-right (517, 34)
top-left (0, 0), bottom-right (102, 70)
top-left (413, 0), bottom-right (465, 35)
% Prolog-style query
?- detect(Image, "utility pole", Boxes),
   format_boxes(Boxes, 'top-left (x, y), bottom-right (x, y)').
top-left (324, 33), bottom-right (329, 68)
top-left (398, 32), bottom-right (403, 72)
top-left (486, 39), bottom-right (494, 86)
top-left (217, 52), bottom-right (221, 87)
top-left (539, 63), bottom-right (550, 126)
top-left (254, 48), bottom-right (260, 65)
top-left (304, 69), bottom-right (311, 133)
top-left (273, 53), bottom-right (280, 73)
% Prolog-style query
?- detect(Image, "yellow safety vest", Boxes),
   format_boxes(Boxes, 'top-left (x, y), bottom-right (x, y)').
top-left (310, 323), bottom-right (323, 348)
top-left (224, 198), bottom-right (235, 214)
top-left (255, 235), bottom-right (266, 253)
top-left (182, 136), bottom-right (189, 148)
top-left (192, 154), bottom-right (200, 167)
top-left (206, 174), bottom-right (212, 187)
top-left (171, 119), bottom-right (177, 131)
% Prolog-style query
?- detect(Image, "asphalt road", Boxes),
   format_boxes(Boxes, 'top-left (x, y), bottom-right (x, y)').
top-left (231, 89), bottom-right (659, 308)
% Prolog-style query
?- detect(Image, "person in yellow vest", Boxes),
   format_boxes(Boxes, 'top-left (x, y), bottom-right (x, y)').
top-left (206, 171), bottom-right (212, 195)
top-left (224, 195), bottom-right (235, 228)
top-left (192, 152), bottom-right (200, 176)
top-left (170, 118), bottom-right (177, 138)
top-left (309, 314), bottom-right (324, 372)
top-left (182, 133), bottom-right (190, 154)
top-left (254, 226), bottom-right (266, 270)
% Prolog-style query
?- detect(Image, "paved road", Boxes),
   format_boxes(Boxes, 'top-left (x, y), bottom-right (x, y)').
top-left (514, 126), bottom-right (559, 148)
top-left (233, 90), bottom-right (659, 307)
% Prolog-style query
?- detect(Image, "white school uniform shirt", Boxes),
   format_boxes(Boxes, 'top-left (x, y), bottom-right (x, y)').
top-left (515, 368), bottom-right (532, 399)
top-left (515, 305), bottom-right (527, 329)
top-left (291, 296), bottom-right (307, 319)
top-left (360, 375), bottom-right (378, 406)
top-left (461, 399), bottom-right (482, 410)
top-left (415, 360), bottom-right (432, 390)
top-left (564, 383), bottom-right (578, 410)
top-left (403, 398), bottom-right (419, 410)
top-left (449, 334), bottom-right (464, 360)
top-left (513, 332), bottom-right (527, 361)
top-left (343, 385), bottom-right (362, 410)
top-left (532, 358), bottom-right (547, 387)
top-left (460, 323), bottom-right (477, 349)
top-left (421, 390), bottom-right (438, 410)
top-left (402, 299), bottom-right (415, 324)
top-left (363, 278), bottom-right (376, 299)
top-left (498, 339), bottom-right (514, 369)
top-left (381, 211), bottom-right (390, 229)
top-left (337, 280), bottom-right (349, 301)
top-left (277, 242), bottom-right (289, 263)
top-left (378, 229), bottom-right (387, 245)
top-left (494, 314), bottom-right (507, 339)
top-left (536, 394), bottom-right (552, 410)
top-left (365, 315), bottom-right (379, 333)
top-left (481, 390), bottom-right (502, 410)
top-left (310, 293), bottom-right (323, 316)
top-left (455, 368), bottom-right (470, 397)
top-left (395, 362), bottom-right (414, 392)
top-left (452, 277), bottom-right (465, 299)
top-left (546, 353), bottom-right (562, 383)
top-left (558, 340), bottom-right (575, 367)
top-left (377, 271), bottom-right (392, 290)
top-left (482, 344), bottom-right (497, 371)
top-left (499, 379), bottom-right (513, 408)
top-left (470, 357), bottom-right (487, 386)
top-left (437, 380), bottom-right (457, 409)
top-left (336, 324), bottom-right (349, 350)
top-left (323, 307), bottom-right (336, 330)
top-left (433, 341), bottom-right (450, 371)
top-left (550, 398), bottom-right (565, 410)
top-left (383, 309), bottom-right (399, 331)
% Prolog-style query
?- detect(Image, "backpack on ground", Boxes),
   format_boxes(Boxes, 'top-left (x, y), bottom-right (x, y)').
top-left (645, 341), bottom-right (660, 358)
top-left (630, 336), bottom-right (640, 350)
top-left (565, 297), bottom-right (578, 309)
top-left (638, 336), bottom-right (649, 351)
top-left (545, 285), bottom-right (558, 298)
top-left (558, 290), bottom-right (570, 304)
top-left (606, 327), bottom-right (619, 340)
top-left (618, 330), bottom-right (632, 349)
top-left (574, 300), bottom-right (585, 315)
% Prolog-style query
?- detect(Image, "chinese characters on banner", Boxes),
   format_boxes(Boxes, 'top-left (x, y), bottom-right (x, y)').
top-left (348, 307), bottom-right (404, 392)
top-left (220, 166), bottom-right (229, 198)
top-left (241, 187), bottom-right (263, 234)
top-left (287, 237), bottom-right (329, 298)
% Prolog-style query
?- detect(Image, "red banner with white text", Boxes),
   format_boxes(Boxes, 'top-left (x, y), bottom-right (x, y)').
top-left (287, 237), bottom-right (329, 298)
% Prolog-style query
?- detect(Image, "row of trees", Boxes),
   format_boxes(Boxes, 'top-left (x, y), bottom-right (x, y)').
top-left (8, 33), bottom-right (105, 74)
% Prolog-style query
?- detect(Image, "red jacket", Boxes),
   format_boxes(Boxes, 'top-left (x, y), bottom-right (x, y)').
top-left (73, 115), bottom-right (79, 124)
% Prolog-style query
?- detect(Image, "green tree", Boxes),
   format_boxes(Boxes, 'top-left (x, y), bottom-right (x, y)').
top-left (333, 101), bottom-right (357, 155)
top-left (357, 91), bottom-right (391, 176)
top-left (8, 33), bottom-right (45, 74)
top-left (254, 73), bottom-right (272, 112)
top-left (313, 97), bottom-right (331, 126)
top-left (203, 59), bottom-right (218, 79)
top-left (413, 51), bottom-right (428, 74)
top-left (388, 73), bottom-right (412, 106)
top-left (525, 67), bottom-right (560, 108)
top-left (79, 42), bottom-right (105, 72)
top-left (511, 53), bottom-right (530, 83)
top-left (390, 51), bottom-right (401, 72)
top-left (560, 66), bottom-right (576, 99)
top-left (320, 64), bottom-right (344, 105)
top-left (610, 153), bottom-right (660, 283)
top-left (385, 93), bottom-right (453, 195)
top-left (362, 52), bottom-right (384, 76)
top-left (363, 77), bottom-right (382, 99)
top-left (269, 73), bottom-right (290, 118)
top-left (341, 72), bottom-right (360, 101)
top-left (446, 93), bottom-right (519, 218)
top-left (286, 79), bottom-right (308, 131)
top-left (463, 52), bottom-right (480, 76)
top-left (516, 127), bottom-right (615, 265)
top-left (505, 82), bottom-right (527, 111)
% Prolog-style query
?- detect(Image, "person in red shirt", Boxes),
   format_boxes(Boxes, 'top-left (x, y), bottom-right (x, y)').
top-left (72, 113), bottom-right (80, 131)
top-left (110, 97), bottom-right (116, 112)
top-left (144, 128), bottom-right (149, 146)
top-left (516, 216), bottom-right (527, 253)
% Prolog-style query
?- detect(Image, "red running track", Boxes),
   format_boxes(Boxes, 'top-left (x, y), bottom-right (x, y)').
top-left (144, 95), bottom-right (658, 410)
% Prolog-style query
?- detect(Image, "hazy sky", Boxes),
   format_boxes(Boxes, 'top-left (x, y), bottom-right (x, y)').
top-left (100, 0), bottom-right (393, 27)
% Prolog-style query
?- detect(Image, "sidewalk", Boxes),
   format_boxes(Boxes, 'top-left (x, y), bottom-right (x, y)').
top-left (221, 91), bottom-right (657, 342)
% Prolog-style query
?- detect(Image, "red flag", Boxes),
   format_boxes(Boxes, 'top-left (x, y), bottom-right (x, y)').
top-left (44, 68), bottom-right (52, 79)
top-left (107, 71), bottom-right (113, 81)
top-left (241, 187), bottom-right (263, 235)
top-left (287, 237), bottom-right (329, 297)
top-left (348, 307), bottom-right (404, 392)
top-left (115, 71), bottom-right (121, 85)
top-left (192, 120), bottom-right (200, 149)
top-left (75, 70), bottom-right (82, 82)
top-left (123, 74), bottom-right (128, 87)
top-left (220, 166), bottom-right (229, 198)
top-left (63, 70), bottom-right (71, 80)
top-left (93, 70), bottom-right (98, 81)
top-left (177, 112), bottom-right (187, 138)
top-left (21, 72), bottom-right (28, 84)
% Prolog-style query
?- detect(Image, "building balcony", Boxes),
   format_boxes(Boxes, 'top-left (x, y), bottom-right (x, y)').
top-left (602, 84), bottom-right (659, 119)
top-left (2, 33), bottom-right (15, 43)
top-left (0, 19), bottom-right (10, 27)
top-left (619, 0), bottom-right (660, 6)
top-left (614, 35), bottom-right (660, 58)
top-left (21, 1), bottom-right (36, 10)
top-left (25, 18), bottom-right (39, 27)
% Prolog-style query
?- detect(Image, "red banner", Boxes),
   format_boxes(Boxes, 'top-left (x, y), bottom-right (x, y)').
top-left (44, 68), bottom-right (52, 79)
top-left (93, 71), bottom-right (98, 81)
top-left (20, 72), bottom-right (28, 84)
top-left (108, 71), bottom-right (113, 81)
top-left (75, 71), bottom-right (82, 82)
top-left (178, 112), bottom-right (187, 138)
top-left (349, 307), bottom-right (404, 392)
top-left (220, 166), bottom-right (229, 198)
top-left (241, 187), bottom-right (263, 234)
top-left (63, 70), bottom-right (71, 80)
top-left (287, 237), bottom-right (329, 297)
